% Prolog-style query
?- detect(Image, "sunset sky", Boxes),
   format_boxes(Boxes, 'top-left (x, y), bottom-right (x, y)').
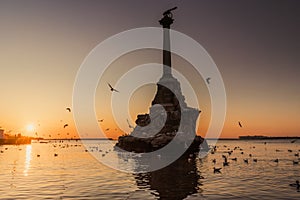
top-left (0, 0), bottom-right (299, 139)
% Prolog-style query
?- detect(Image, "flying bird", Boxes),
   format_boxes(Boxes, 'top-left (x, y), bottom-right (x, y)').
top-left (63, 124), bottom-right (68, 128)
top-left (66, 107), bottom-right (71, 112)
top-left (105, 128), bottom-right (110, 131)
top-left (107, 83), bottom-right (119, 92)
top-left (206, 77), bottom-right (211, 84)
top-left (98, 119), bottom-right (104, 122)
top-left (127, 119), bottom-right (134, 129)
top-left (238, 121), bottom-right (243, 128)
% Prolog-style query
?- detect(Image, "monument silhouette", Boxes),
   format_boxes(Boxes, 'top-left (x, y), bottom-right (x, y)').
top-left (115, 7), bottom-right (208, 155)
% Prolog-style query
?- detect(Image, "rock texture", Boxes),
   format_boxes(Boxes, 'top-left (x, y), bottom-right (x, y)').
top-left (115, 76), bottom-right (208, 154)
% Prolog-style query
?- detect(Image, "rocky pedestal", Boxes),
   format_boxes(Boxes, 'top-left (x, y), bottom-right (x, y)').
top-left (115, 75), bottom-right (208, 155)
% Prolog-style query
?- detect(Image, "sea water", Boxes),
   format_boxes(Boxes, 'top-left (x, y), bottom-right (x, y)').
top-left (0, 139), bottom-right (299, 199)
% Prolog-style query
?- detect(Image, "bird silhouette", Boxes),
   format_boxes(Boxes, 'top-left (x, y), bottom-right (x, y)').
top-left (163, 7), bottom-right (177, 16)
top-left (213, 167), bottom-right (222, 173)
top-left (126, 119), bottom-right (134, 129)
top-left (238, 121), bottom-right (243, 128)
top-left (66, 107), bottom-right (71, 112)
top-left (293, 160), bottom-right (298, 165)
top-left (107, 83), bottom-right (119, 92)
top-left (98, 119), bottom-right (104, 122)
top-left (206, 77), bottom-right (211, 84)
top-left (289, 180), bottom-right (300, 189)
top-left (63, 124), bottom-right (68, 128)
top-left (105, 128), bottom-right (110, 131)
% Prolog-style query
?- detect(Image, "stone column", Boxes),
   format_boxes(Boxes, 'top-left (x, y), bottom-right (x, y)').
top-left (159, 13), bottom-right (174, 78)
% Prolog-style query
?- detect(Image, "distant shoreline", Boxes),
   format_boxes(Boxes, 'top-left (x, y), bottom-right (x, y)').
top-left (32, 138), bottom-right (114, 141)
top-left (207, 136), bottom-right (300, 140)
top-left (30, 136), bottom-right (300, 141)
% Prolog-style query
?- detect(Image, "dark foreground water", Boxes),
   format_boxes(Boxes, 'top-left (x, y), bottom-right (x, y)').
top-left (0, 139), bottom-right (299, 199)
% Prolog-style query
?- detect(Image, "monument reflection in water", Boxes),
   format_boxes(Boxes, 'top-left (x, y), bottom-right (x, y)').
top-left (134, 156), bottom-right (203, 200)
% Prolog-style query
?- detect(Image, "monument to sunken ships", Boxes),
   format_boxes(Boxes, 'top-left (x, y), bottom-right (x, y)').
top-left (115, 7), bottom-right (208, 155)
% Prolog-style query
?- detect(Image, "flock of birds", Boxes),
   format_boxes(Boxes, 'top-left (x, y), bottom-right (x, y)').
top-left (209, 142), bottom-right (300, 191)
top-left (63, 83), bottom-right (132, 136)
top-left (211, 143), bottom-right (300, 171)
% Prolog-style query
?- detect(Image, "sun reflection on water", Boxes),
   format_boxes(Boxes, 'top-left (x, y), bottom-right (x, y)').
top-left (23, 145), bottom-right (32, 176)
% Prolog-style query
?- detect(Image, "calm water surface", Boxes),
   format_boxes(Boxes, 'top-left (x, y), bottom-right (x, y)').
top-left (0, 139), bottom-right (299, 199)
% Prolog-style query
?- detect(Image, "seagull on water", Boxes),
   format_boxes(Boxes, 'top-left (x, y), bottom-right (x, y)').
top-left (289, 180), bottom-right (300, 189)
top-left (293, 160), bottom-right (299, 165)
top-left (213, 167), bottom-right (222, 173)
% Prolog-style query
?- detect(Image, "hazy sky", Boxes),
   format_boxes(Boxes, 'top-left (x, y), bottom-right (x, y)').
top-left (0, 0), bottom-right (299, 139)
